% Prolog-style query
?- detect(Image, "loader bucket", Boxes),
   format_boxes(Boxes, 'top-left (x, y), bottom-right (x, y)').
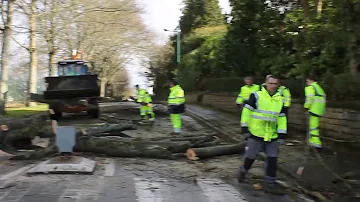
top-left (30, 93), bottom-right (46, 103)
top-left (43, 74), bottom-right (100, 99)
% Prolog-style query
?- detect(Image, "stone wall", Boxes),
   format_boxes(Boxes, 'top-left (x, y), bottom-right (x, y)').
top-left (186, 93), bottom-right (360, 141)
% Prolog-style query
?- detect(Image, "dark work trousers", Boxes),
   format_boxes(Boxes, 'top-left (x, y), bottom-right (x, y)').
top-left (239, 138), bottom-right (279, 184)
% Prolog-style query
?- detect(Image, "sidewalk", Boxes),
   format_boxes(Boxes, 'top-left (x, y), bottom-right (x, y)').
top-left (186, 104), bottom-right (360, 202)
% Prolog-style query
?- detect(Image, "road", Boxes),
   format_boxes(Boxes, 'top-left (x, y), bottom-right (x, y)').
top-left (0, 102), bottom-right (313, 202)
top-left (0, 158), bottom-right (310, 202)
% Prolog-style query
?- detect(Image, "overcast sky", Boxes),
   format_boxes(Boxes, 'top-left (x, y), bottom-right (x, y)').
top-left (127, 0), bottom-right (231, 92)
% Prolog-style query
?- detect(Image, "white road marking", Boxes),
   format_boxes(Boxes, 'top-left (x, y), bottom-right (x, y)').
top-left (134, 177), bottom-right (168, 202)
top-left (103, 158), bottom-right (116, 177)
top-left (196, 178), bottom-right (248, 202)
top-left (0, 164), bottom-right (35, 181)
top-left (59, 176), bottom-right (105, 202)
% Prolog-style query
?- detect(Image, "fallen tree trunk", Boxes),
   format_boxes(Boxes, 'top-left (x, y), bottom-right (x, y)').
top-left (10, 146), bottom-right (58, 160)
top-left (0, 123), bottom-right (137, 154)
top-left (75, 137), bottom-right (174, 159)
top-left (193, 140), bottom-right (223, 148)
top-left (150, 135), bottom-right (216, 143)
top-left (1, 114), bottom-right (47, 131)
top-left (146, 140), bottom-right (192, 153)
top-left (8, 134), bottom-right (220, 160)
top-left (3, 119), bottom-right (225, 160)
top-left (86, 124), bottom-right (137, 137)
top-left (186, 142), bottom-right (247, 160)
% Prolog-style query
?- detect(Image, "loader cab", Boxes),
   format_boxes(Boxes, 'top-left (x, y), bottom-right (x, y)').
top-left (57, 60), bottom-right (88, 76)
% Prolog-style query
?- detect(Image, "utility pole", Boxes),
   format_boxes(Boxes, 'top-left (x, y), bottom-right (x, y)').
top-left (176, 27), bottom-right (181, 64)
top-left (164, 26), bottom-right (181, 65)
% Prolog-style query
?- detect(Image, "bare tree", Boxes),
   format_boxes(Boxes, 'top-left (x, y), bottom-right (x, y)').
top-left (58, 0), bottom-right (155, 96)
top-left (3, 0), bottom-right (157, 104)
top-left (0, 0), bottom-right (15, 114)
top-left (28, 0), bottom-right (37, 106)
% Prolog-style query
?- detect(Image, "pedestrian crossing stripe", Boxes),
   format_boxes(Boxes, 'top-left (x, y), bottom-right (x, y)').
top-left (133, 177), bottom-right (248, 202)
top-left (0, 162), bottom-right (316, 202)
top-left (196, 178), bottom-right (248, 202)
top-left (134, 177), bottom-right (167, 202)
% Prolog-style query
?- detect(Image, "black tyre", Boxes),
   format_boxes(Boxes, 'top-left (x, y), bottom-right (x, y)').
top-left (87, 98), bottom-right (99, 119)
top-left (90, 108), bottom-right (100, 118)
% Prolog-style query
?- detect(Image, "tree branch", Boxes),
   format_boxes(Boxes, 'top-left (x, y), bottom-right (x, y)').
top-left (11, 37), bottom-right (30, 51)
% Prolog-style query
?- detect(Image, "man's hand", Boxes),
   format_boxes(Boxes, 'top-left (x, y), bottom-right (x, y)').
top-left (49, 109), bottom-right (58, 121)
top-left (242, 127), bottom-right (250, 140)
top-left (168, 106), bottom-right (173, 114)
top-left (278, 133), bottom-right (285, 145)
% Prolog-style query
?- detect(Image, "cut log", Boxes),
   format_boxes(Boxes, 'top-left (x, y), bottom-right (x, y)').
top-left (150, 135), bottom-right (216, 143)
top-left (1, 118), bottom-right (225, 160)
top-left (147, 140), bottom-right (192, 153)
top-left (1, 125), bottom-right (52, 153)
top-left (1, 114), bottom-right (48, 131)
top-left (10, 146), bottom-right (58, 160)
top-left (191, 136), bottom-right (218, 147)
top-left (75, 137), bottom-right (174, 159)
top-left (193, 140), bottom-right (223, 148)
top-left (186, 142), bottom-right (247, 160)
top-left (87, 124), bottom-right (137, 137)
top-left (10, 138), bottom-right (189, 160)
top-left (0, 123), bottom-right (138, 155)
top-left (85, 124), bottom-right (137, 136)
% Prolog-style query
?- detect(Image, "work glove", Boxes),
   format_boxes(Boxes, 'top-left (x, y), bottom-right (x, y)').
top-left (140, 102), bottom-right (147, 106)
top-left (49, 109), bottom-right (58, 121)
top-left (242, 127), bottom-right (250, 140)
top-left (236, 104), bottom-right (242, 109)
top-left (278, 133), bottom-right (285, 145)
top-left (168, 106), bottom-right (174, 114)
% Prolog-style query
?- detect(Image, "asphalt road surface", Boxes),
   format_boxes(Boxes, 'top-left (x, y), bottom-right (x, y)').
top-left (0, 102), bottom-right (314, 202)
top-left (0, 157), bottom-right (313, 202)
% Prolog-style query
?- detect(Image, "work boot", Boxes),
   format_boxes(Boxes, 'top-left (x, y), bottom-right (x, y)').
top-left (170, 132), bottom-right (180, 135)
top-left (263, 182), bottom-right (286, 195)
top-left (237, 170), bottom-right (246, 183)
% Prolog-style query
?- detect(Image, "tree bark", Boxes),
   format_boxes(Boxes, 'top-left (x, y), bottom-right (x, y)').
top-left (3, 121), bottom-right (221, 160)
top-left (186, 142), bottom-right (247, 160)
top-left (347, 29), bottom-right (358, 73)
top-left (0, 0), bottom-right (15, 114)
top-left (49, 51), bottom-right (56, 76)
top-left (100, 78), bottom-right (107, 97)
top-left (314, 0), bottom-right (323, 18)
top-left (27, 0), bottom-right (38, 107)
top-left (48, 0), bottom-right (57, 76)
top-left (299, 0), bottom-right (311, 21)
top-left (0, 114), bottom-right (47, 131)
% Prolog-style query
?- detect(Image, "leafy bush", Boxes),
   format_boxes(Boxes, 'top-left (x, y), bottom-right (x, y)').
top-left (199, 73), bottom-right (360, 101)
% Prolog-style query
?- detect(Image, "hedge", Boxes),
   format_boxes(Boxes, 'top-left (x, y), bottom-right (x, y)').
top-left (198, 73), bottom-right (360, 101)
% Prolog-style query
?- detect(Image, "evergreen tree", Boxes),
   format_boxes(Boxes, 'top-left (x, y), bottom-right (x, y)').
top-left (180, 0), bottom-right (225, 36)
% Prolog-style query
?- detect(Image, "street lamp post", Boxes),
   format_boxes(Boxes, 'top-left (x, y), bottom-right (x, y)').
top-left (164, 27), bottom-right (181, 64)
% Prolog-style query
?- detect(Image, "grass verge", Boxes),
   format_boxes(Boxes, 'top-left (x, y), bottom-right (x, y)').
top-left (5, 104), bottom-right (49, 117)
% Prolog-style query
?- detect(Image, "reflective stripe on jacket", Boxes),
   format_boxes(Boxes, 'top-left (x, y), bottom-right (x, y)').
top-left (304, 82), bottom-right (326, 116)
top-left (168, 85), bottom-right (185, 106)
top-left (136, 89), bottom-right (147, 102)
top-left (240, 88), bottom-right (287, 142)
top-left (236, 84), bottom-right (261, 104)
top-left (278, 85), bottom-right (291, 107)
